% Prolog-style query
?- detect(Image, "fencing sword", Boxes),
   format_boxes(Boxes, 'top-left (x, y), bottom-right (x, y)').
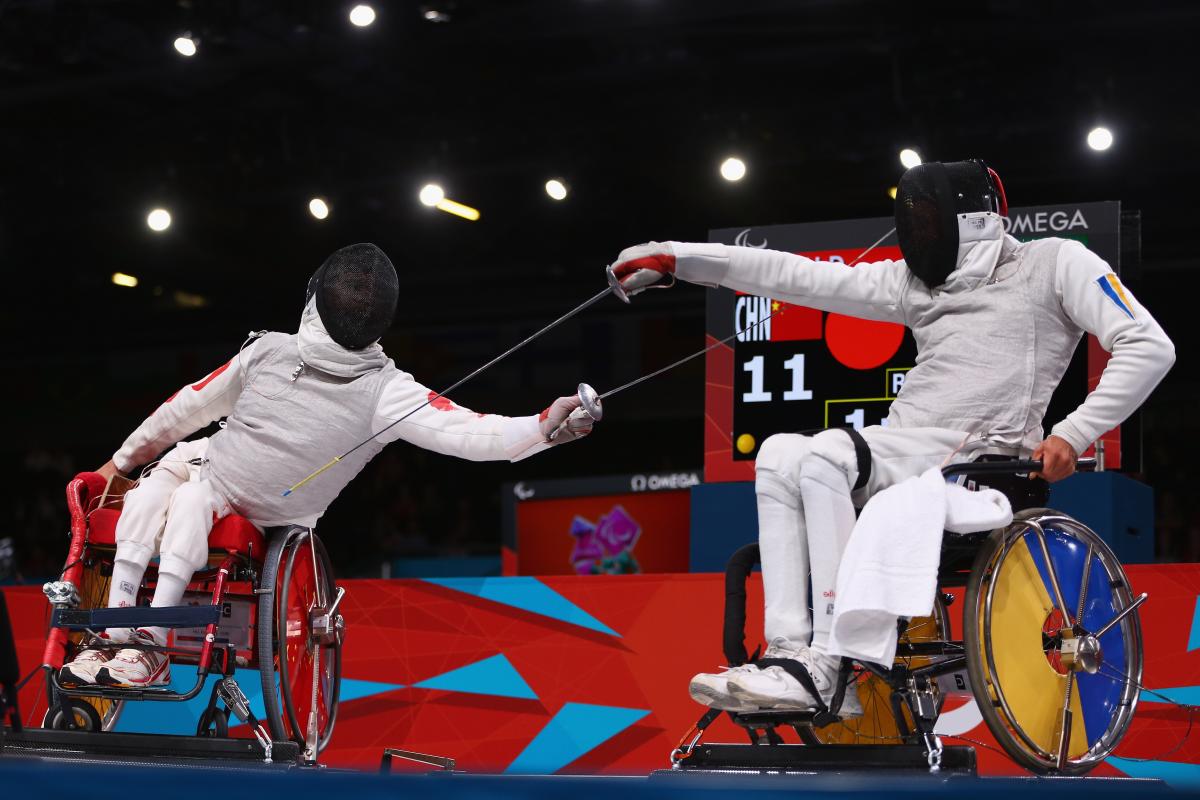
top-left (557, 227), bottom-right (898, 432)
top-left (283, 283), bottom-right (618, 496)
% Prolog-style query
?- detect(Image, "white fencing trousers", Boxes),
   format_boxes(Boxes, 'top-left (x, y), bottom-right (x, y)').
top-left (113, 437), bottom-right (229, 582)
top-left (754, 425), bottom-right (984, 654)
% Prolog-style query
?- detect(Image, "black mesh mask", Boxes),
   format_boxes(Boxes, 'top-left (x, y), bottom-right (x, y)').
top-left (305, 243), bottom-right (399, 350)
top-left (894, 159), bottom-right (1006, 288)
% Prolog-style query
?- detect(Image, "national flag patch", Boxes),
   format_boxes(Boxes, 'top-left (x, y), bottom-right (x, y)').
top-left (1096, 274), bottom-right (1135, 320)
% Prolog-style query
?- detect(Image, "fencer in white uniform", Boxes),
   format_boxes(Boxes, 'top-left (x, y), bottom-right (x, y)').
top-left (63, 243), bottom-right (596, 689)
top-left (608, 159), bottom-right (1174, 713)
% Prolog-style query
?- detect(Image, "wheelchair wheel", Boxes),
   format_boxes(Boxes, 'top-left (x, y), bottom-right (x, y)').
top-left (801, 596), bottom-right (951, 745)
top-left (44, 699), bottom-right (102, 731)
top-left (258, 527), bottom-right (342, 757)
top-left (964, 509), bottom-right (1142, 775)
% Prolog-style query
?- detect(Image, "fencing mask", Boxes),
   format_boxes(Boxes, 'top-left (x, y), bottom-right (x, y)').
top-left (305, 243), bottom-right (399, 350)
top-left (894, 159), bottom-right (1008, 288)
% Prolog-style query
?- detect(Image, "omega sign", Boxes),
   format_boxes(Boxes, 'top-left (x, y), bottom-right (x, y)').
top-left (1003, 209), bottom-right (1088, 234)
top-left (630, 472), bottom-right (701, 492)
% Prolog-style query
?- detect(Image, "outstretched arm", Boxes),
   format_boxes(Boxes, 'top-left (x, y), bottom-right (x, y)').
top-left (112, 342), bottom-right (260, 474)
top-left (1048, 240), bottom-right (1175, 459)
top-left (373, 371), bottom-right (592, 462)
top-left (612, 241), bottom-right (911, 323)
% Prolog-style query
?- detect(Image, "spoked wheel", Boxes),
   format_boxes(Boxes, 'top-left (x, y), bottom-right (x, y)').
top-left (964, 509), bottom-right (1142, 775)
top-left (258, 527), bottom-right (343, 759)
top-left (801, 597), bottom-right (951, 745)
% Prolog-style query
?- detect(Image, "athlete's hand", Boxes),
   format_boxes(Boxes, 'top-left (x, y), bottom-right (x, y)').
top-left (539, 394), bottom-right (595, 444)
top-left (95, 460), bottom-right (124, 483)
top-left (610, 242), bottom-right (676, 299)
top-left (1030, 436), bottom-right (1077, 482)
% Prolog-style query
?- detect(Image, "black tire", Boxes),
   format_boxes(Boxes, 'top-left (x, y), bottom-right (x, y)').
top-left (44, 699), bottom-right (102, 731)
top-left (257, 526), bottom-right (301, 743)
top-left (964, 509), bottom-right (1142, 775)
top-left (197, 706), bottom-right (229, 738)
top-left (277, 533), bottom-right (341, 753)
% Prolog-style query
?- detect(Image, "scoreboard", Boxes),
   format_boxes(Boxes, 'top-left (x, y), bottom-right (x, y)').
top-left (703, 202), bottom-right (1126, 483)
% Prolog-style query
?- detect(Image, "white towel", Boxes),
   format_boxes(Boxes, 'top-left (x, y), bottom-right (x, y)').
top-left (827, 467), bottom-right (1012, 664)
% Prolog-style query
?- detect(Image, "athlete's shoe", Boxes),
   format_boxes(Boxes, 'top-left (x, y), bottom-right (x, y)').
top-left (728, 646), bottom-right (862, 717)
top-left (96, 629), bottom-right (170, 688)
top-left (58, 639), bottom-right (113, 686)
top-left (688, 663), bottom-right (762, 712)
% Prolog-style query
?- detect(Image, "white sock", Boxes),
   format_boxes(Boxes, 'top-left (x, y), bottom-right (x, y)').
top-left (145, 571), bottom-right (189, 647)
top-left (105, 559), bottom-right (146, 643)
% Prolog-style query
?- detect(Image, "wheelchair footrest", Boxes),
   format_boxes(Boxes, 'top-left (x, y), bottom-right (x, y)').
top-left (52, 604), bottom-right (221, 631)
top-left (676, 743), bottom-right (977, 775)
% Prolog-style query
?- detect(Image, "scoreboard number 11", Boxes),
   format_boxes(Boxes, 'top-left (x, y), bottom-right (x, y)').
top-left (742, 354), bottom-right (814, 403)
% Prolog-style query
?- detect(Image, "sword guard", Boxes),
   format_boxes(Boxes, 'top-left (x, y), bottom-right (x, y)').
top-left (548, 383), bottom-right (603, 442)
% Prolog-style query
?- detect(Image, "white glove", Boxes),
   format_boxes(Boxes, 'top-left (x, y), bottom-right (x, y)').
top-left (538, 394), bottom-right (595, 444)
top-left (609, 241), bottom-right (676, 299)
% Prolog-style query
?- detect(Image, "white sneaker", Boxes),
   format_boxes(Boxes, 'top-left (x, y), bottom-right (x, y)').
top-left (59, 639), bottom-right (112, 686)
top-left (729, 646), bottom-right (859, 717)
top-left (96, 629), bottom-right (170, 688)
top-left (689, 663), bottom-right (762, 712)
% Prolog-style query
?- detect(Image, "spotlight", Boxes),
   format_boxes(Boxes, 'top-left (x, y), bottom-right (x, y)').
top-left (309, 197), bottom-right (330, 220)
top-left (349, 4), bottom-right (376, 27)
top-left (545, 179), bottom-right (568, 201)
top-left (1087, 126), bottom-right (1114, 151)
top-left (888, 186), bottom-right (898, 200)
top-left (419, 184), bottom-right (445, 206)
top-left (147, 208), bottom-right (172, 232)
top-left (422, 8), bottom-right (450, 22)
top-left (899, 148), bottom-right (922, 169)
top-left (720, 157), bottom-right (746, 182)
top-left (173, 36), bottom-right (197, 57)
top-left (111, 272), bottom-right (139, 288)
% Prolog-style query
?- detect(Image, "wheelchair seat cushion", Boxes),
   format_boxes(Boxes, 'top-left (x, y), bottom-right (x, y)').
top-left (87, 508), bottom-right (266, 557)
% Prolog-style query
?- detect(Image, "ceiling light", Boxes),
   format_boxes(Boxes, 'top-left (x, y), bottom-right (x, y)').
top-left (435, 198), bottom-right (480, 221)
top-left (419, 184), bottom-right (445, 206)
top-left (720, 157), bottom-right (746, 182)
top-left (147, 208), bottom-right (172, 232)
top-left (111, 272), bottom-right (138, 288)
top-left (888, 186), bottom-right (898, 199)
top-left (899, 148), bottom-right (922, 169)
top-left (173, 36), bottom-right (197, 57)
top-left (1087, 126), bottom-right (1113, 151)
top-left (309, 197), bottom-right (330, 220)
top-left (349, 5), bottom-right (376, 27)
top-left (545, 179), bottom-right (568, 201)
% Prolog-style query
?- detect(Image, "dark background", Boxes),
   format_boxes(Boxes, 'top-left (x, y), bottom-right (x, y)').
top-left (3, 1), bottom-right (1197, 580)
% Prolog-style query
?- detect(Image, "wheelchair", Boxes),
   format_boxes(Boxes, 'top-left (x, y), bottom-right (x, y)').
top-left (38, 471), bottom-right (344, 763)
top-left (675, 458), bottom-right (1145, 776)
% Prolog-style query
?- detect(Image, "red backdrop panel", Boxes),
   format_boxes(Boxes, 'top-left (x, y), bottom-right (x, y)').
top-left (4, 564), bottom-right (1196, 775)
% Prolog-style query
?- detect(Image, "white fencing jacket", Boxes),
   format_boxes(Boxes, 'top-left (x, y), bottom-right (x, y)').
top-left (113, 299), bottom-right (550, 528)
top-left (669, 212), bottom-right (1175, 454)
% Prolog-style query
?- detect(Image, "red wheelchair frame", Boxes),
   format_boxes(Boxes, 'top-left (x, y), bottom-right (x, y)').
top-left (39, 471), bottom-right (344, 763)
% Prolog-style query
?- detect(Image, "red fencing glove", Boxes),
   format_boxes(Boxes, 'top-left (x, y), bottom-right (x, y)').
top-left (609, 242), bottom-right (676, 299)
top-left (539, 394), bottom-right (595, 444)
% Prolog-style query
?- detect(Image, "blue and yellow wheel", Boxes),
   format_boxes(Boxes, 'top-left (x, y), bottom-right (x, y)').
top-left (964, 509), bottom-right (1143, 774)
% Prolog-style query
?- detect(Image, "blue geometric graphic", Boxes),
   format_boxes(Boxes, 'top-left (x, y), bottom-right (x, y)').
top-left (112, 666), bottom-right (402, 735)
top-left (1109, 757), bottom-right (1200, 790)
top-left (1139, 685), bottom-right (1200, 706)
top-left (414, 654), bottom-right (536, 700)
top-left (1189, 595), bottom-right (1200, 652)
top-left (505, 702), bottom-right (649, 774)
top-left (339, 676), bottom-right (407, 703)
top-left (423, 577), bottom-right (619, 636)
